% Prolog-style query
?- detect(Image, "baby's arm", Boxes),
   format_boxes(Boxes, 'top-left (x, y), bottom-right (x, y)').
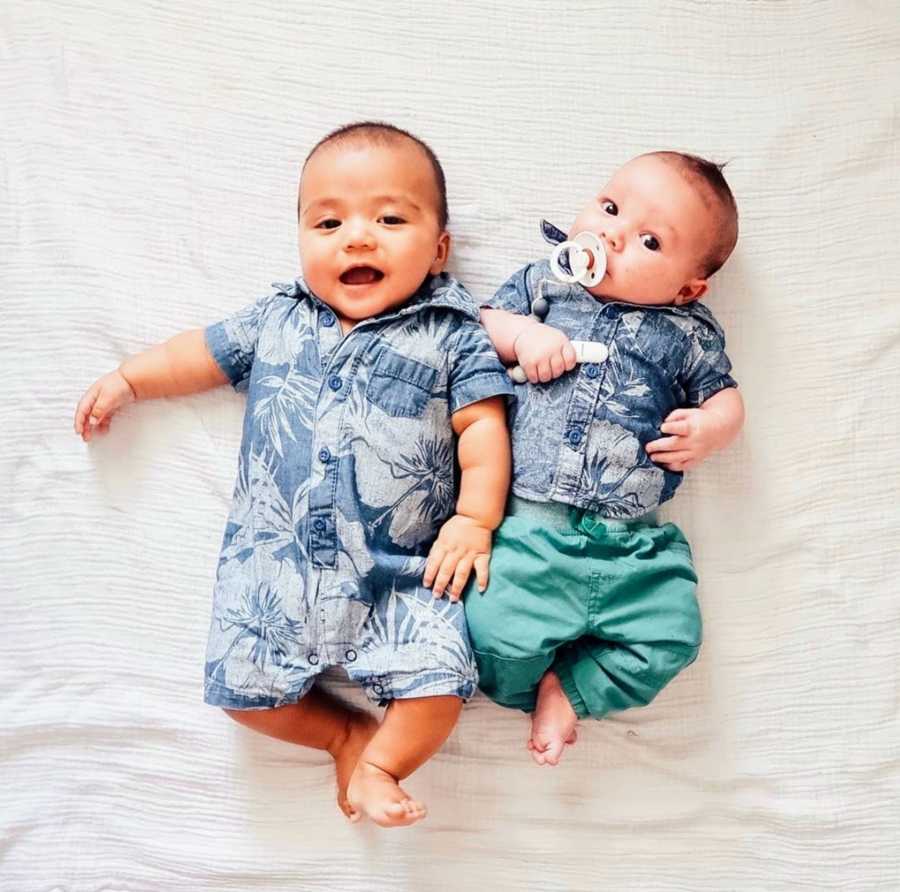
top-left (645, 387), bottom-right (745, 472)
top-left (423, 395), bottom-right (511, 601)
top-left (480, 308), bottom-right (576, 383)
top-left (74, 329), bottom-right (228, 441)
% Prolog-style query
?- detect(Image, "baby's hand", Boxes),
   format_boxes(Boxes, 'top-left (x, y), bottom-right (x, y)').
top-left (423, 514), bottom-right (493, 601)
top-left (645, 408), bottom-right (728, 472)
top-left (513, 323), bottom-right (577, 384)
top-left (74, 370), bottom-right (136, 442)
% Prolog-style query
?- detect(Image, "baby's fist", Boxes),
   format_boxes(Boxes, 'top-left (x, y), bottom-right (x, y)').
top-left (513, 323), bottom-right (577, 384)
top-left (74, 370), bottom-right (135, 442)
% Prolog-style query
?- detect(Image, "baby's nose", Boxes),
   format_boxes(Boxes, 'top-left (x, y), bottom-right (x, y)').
top-left (601, 228), bottom-right (623, 252)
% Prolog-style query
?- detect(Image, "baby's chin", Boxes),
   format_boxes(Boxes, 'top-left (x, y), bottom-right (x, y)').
top-left (585, 282), bottom-right (677, 307)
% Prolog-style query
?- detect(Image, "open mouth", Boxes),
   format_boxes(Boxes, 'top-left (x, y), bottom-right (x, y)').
top-left (339, 265), bottom-right (384, 285)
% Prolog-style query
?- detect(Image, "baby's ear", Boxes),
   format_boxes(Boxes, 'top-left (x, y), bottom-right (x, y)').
top-left (430, 231), bottom-right (451, 274)
top-left (675, 279), bottom-right (707, 305)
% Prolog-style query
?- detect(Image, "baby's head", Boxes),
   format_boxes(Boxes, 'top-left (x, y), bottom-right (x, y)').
top-left (570, 152), bottom-right (738, 307)
top-left (297, 122), bottom-right (450, 329)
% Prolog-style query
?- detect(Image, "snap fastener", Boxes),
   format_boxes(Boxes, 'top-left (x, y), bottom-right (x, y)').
top-left (318, 447), bottom-right (331, 463)
top-left (585, 363), bottom-right (600, 379)
top-left (345, 649), bottom-right (357, 662)
top-left (372, 682), bottom-right (383, 694)
top-left (321, 312), bottom-right (335, 327)
top-left (308, 653), bottom-right (319, 665)
top-left (567, 429), bottom-right (583, 446)
top-left (312, 518), bottom-right (326, 533)
top-left (328, 375), bottom-right (342, 391)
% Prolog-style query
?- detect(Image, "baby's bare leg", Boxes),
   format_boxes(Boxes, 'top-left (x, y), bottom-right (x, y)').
top-left (347, 695), bottom-right (462, 828)
top-left (224, 686), bottom-right (378, 819)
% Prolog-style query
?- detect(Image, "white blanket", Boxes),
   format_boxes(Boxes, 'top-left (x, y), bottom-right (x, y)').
top-left (3, 2), bottom-right (899, 889)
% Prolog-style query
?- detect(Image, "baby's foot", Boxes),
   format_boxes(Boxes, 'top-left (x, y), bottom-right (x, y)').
top-left (331, 711), bottom-right (380, 821)
top-left (347, 760), bottom-right (427, 828)
top-left (528, 670), bottom-right (579, 766)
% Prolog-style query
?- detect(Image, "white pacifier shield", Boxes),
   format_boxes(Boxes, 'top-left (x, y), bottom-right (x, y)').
top-left (549, 231), bottom-right (607, 287)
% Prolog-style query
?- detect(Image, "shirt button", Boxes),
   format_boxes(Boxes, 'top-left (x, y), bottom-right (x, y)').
top-left (567, 428), bottom-right (583, 446)
top-left (312, 518), bottom-right (326, 533)
top-left (585, 363), bottom-right (600, 379)
top-left (345, 649), bottom-right (357, 662)
top-left (318, 447), bottom-right (331, 463)
top-left (328, 375), bottom-right (342, 391)
top-left (321, 312), bottom-right (335, 327)
top-left (308, 653), bottom-right (319, 665)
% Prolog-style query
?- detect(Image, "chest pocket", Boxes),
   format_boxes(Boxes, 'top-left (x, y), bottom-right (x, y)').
top-left (366, 347), bottom-right (438, 418)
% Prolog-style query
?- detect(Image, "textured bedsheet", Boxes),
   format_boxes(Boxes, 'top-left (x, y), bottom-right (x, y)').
top-left (3, 2), bottom-right (899, 889)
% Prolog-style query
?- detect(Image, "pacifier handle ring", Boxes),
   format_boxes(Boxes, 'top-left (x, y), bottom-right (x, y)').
top-left (549, 240), bottom-right (583, 284)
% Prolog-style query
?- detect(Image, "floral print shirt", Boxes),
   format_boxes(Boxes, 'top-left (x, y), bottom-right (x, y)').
top-left (202, 274), bottom-right (513, 699)
top-left (486, 258), bottom-right (737, 518)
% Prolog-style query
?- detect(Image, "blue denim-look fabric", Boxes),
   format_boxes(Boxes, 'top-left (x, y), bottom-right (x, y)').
top-left (486, 254), bottom-right (737, 519)
top-left (202, 273), bottom-right (514, 709)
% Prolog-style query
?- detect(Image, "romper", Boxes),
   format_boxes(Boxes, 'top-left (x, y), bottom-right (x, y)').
top-left (202, 273), bottom-right (514, 710)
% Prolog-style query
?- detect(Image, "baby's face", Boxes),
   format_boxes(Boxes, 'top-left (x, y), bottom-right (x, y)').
top-left (569, 155), bottom-right (713, 306)
top-left (298, 140), bottom-right (449, 331)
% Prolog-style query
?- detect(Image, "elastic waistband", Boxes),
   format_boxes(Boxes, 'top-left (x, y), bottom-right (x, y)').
top-left (506, 495), bottom-right (659, 531)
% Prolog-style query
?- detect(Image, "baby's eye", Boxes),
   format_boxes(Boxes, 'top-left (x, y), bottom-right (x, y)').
top-left (316, 219), bottom-right (341, 230)
top-left (380, 215), bottom-right (405, 225)
top-left (640, 234), bottom-right (660, 251)
top-left (601, 200), bottom-right (618, 216)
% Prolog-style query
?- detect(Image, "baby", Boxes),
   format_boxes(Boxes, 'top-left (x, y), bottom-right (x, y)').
top-left (74, 122), bottom-right (513, 826)
top-left (468, 151), bottom-right (745, 765)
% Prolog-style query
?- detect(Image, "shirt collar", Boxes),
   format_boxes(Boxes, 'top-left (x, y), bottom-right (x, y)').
top-left (274, 273), bottom-right (481, 323)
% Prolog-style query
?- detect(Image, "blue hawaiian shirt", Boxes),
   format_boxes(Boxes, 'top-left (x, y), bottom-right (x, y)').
top-left (486, 257), bottom-right (737, 519)
top-left (202, 273), bottom-right (514, 709)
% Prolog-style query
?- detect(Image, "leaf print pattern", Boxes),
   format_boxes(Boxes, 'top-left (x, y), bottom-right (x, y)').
top-left (488, 257), bottom-right (736, 517)
top-left (202, 275), bottom-right (512, 708)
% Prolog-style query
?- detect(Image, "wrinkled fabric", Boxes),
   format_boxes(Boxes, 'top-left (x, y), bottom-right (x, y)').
top-left (202, 273), bottom-right (514, 708)
top-left (486, 254), bottom-right (737, 518)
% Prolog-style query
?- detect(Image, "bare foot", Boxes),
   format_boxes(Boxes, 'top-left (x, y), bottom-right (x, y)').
top-left (346, 760), bottom-right (427, 828)
top-left (331, 711), bottom-right (380, 821)
top-left (528, 670), bottom-right (579, 766)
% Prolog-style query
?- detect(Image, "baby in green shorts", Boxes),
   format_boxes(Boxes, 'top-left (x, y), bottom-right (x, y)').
top-left (468, 151), bottom-right (745, 764)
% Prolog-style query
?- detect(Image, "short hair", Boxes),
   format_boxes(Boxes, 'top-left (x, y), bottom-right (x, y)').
top-left (300, 121), bottom-right (448, 229)
top-left (647, 151), bottom-right (739, 278)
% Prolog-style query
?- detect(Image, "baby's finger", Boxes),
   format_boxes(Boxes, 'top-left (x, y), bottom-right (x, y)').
top-left (549, 352), bottom-right (566, 379)
top-left (473, 554), bottom-right (490, 592)
top-left (650, 450), bottom-right (693, 466)
top-left (431, 553), bottom-right (459, 598)
top-left (645, 435), bottom-right (684, 454)
top-left (423, 545), bottom-right (446, 588)
top-left (561, 342), bottom-right (577, 370)
top-left (659, 420), bottom-right (690, 437)
top-left (664, 408), bottom-right (692, 423)
top-left (74, 387), bottom-right (99, 435)
top-left (523, 360), bottom-right (540, 385)
top-left (448, 556), bottom-right (474, 602)
top-left (536, 359), bottom-right (553, 383)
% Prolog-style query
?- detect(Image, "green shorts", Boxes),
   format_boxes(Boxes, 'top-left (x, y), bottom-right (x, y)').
top-left (466, 497), bottom-right (702, 720)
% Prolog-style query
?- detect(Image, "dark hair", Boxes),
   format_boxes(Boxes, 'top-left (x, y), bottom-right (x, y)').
top-left (300, 121), bottom-right (448, 229)
top-left (647, 151), bottom-right (739, 278)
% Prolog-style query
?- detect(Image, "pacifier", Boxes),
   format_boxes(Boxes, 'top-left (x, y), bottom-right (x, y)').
top-left (549, 231), bottom-right (606, 287)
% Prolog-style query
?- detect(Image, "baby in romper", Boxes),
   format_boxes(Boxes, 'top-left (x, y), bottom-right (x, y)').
top-left (467, 151), bottom-right (745, 765)
top-left (74, 122), bottom-right (514, 827)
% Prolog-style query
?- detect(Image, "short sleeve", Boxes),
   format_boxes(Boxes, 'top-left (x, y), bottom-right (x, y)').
top-left (447, 320), bottom-right (516, 414)
top-left (204, 291), bottom-right (282, 391)
top-left (680, 317), bottom-right (738, 407)
top-left (482, 264), bottom-right (533, 316)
